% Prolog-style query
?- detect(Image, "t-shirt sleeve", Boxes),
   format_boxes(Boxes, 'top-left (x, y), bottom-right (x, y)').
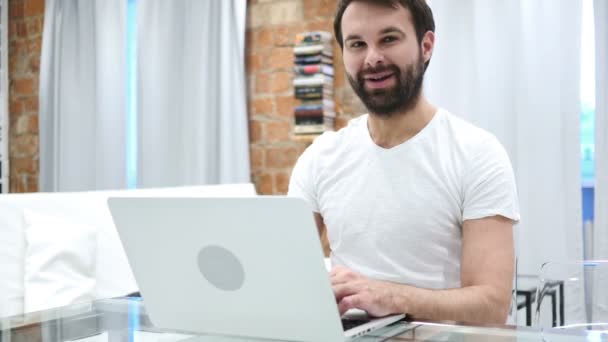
top-left (462, 136), bottom-right (520, 222)
top-left (287, 144), bottom-right (320, 213)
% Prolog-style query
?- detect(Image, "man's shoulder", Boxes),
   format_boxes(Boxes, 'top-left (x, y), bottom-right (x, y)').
top-left (439, 110), bottom-right (501, 152)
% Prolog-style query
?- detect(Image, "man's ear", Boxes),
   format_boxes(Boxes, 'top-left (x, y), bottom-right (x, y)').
top-left (421, 31), bottom-right (435, 64)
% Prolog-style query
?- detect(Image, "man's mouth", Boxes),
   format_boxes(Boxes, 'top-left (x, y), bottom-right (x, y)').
top-left (364, 71), bottom-right (394, 82)
top-left (364, 71), bottom-right (396, 89)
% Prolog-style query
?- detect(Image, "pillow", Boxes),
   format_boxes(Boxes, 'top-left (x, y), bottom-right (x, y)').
top-left (23, 209), bottom-right (97, 313)
top-left (0, 201), bottom-right (27, 317)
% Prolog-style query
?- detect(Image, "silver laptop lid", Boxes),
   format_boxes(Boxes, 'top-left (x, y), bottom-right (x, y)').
top-left (108, 196), bottom-right (346, 342)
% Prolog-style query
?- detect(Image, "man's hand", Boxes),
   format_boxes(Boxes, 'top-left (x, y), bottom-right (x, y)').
top-left (330, 265), bottom-right (401, 317)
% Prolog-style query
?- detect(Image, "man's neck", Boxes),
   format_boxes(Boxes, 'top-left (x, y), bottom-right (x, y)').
top-left (367, 96), bottom-right (437, 149)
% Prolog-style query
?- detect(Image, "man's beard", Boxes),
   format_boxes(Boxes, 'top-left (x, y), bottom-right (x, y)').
top-left (347, 54), bottom-right (425, 117)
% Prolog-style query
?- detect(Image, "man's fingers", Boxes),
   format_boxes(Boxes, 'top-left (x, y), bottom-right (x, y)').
top-left (333, 283), bottom-right (358, 302)
top-left (329, 265), bottom-right (348, 278)
top-left (338, 294), bottom-right (361, 316)
top-left (330, 266), bottom-right (359, 286)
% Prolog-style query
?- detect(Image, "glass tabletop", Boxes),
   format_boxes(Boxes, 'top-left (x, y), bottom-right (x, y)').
top-left (1, 298), bottom-right (606, 342)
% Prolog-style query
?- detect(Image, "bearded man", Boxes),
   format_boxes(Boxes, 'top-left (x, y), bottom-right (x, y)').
top-left (288, 0), bottom-right (521, 325)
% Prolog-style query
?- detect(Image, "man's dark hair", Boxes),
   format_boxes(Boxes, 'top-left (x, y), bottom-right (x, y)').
top-left (333, 0), bottom-right (435, 68)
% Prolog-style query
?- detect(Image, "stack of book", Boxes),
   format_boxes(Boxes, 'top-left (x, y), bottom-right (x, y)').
top-left (293, 31), bottom-right (335, 136)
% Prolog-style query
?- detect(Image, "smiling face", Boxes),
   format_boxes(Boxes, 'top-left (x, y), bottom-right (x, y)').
top-left (341, 1), bottom-right (433, 117)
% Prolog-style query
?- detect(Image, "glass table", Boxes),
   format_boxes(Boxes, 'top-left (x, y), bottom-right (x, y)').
top-left (1, 298), bottom-right (605, 342)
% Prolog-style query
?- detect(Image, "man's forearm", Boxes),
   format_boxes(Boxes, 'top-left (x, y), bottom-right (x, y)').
top-left (389, 282), bottom-right (511, 324)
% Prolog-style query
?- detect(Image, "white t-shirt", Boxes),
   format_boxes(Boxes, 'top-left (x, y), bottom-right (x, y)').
top-left (288, 109), bottom-right (520, 290)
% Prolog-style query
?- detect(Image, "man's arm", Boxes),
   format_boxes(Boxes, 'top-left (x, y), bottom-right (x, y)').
top-left (314, 213), bottom-right (324, 237)
top-left (332, 215), bottom-right (514, 324)
top-left (314, 213), bottom-right (331, 257)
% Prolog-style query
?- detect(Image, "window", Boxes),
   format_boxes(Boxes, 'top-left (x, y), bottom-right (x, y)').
top-left (581, 0), bottom-right (595, 223)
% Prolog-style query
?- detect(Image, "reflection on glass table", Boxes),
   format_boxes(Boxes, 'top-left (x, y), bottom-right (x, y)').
top-left (1, 298), bottom-right (606, 342)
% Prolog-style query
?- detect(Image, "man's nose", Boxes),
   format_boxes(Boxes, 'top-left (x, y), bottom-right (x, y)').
top-left (365, 46), bottom-right (385, 68)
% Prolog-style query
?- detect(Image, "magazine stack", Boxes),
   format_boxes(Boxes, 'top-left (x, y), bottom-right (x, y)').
top-left (293, 31), bottom-right (335, 137)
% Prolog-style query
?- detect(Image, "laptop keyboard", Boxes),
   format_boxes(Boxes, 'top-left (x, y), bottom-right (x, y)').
top-left (341, 318), bottom-right (370, 331)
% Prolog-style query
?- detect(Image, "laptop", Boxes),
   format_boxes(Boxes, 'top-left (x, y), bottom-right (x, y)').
top-left (107, 197), bottom-right (405, 342)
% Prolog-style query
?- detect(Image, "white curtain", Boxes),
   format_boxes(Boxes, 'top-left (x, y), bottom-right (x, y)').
top-left (425, 0), bottom-right (584, 323)
top-left (39, 0), bottom-right (126, 191)
top-left (136, 0), bottom-right (249, 187)
top-left (593, 0), bottom-right (608, 322)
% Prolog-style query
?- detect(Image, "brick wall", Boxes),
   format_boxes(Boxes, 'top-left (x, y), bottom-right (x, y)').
top-left (246, 0), bottom-right (365, 195)
top-left (5, 0), bottom-right (362, 195)
top-left (8, 0), bottom-right (44, 193)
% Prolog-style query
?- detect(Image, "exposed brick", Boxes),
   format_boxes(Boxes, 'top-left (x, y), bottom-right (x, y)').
top-left (16, 115), bottom-right (31, 134)
top-left (334, 54), bottom-right (346, 88)
top-left (269, 0), bottom-right (303, 26)
top-left (266, 146), bottom-right (299, 169)
top-left (271, 71), bottom-right (291, 93)
top-left (245, 0), bottom-right (352, 195)
top-left (306, 20), bottom-right (332, 32)
top-left (251, 97), bottom-right (274, 116)
top-left (266, 121), bottom-right (291, 142)
top-left (256, 172), bottom-right (273, 195)
top-left (254, 28), bottom-right (274, 48)
top-left (10, 1), bottom-right (24, 19)
top-left (250, 146), bottom-right (264, 170)
top-left (12, 156), bottom-right (38, 174)
top-left (255, 72), bottom-right (271, 94)
top-left (18, 114), bottom-right (38, 134)
top-left (8, 0), bottom-right (44, 193)
top-left (27, 39), bottom-right (41, 56)
top-left (29, 57), bottom-right (39, 74)
top-left (10, 176), bottom-right (24, 193)
top-left (245, 30), bottom-right (254, 52)
top-left (275, 95), bottom-right (296, 119)
top-left (274, 26), bottom-right (291, 47)
top-left (267, 47), bottom-right (293, 71)
top-left (249, 1), bottom-right (303, 29)
top-left (275, 171), bottom-right (290, 194)
top-left (12, 135), bottom-right (38, 157)
top-left (10, 99), bottom-right (23, 114)
top-left (16, 22), bottom-right (27, 38)
top-left (274, 23), bottom-right (305, 46)
top-left (13, 78), bottom-right (35, 95)
top-left (250, 120), bottom-right (263, 143)
top-left (25, 175), bottom-right (38, 193)
top-left (23, 96), bottom-right (38, 112)
top-left (25, 18), bottom-right (41, 37)
top-left (303, 0), bottom-right (335, 20)
top-left (246, 52), bottom-right (262, 73)
top-left (24, 0), bottom-right (45, 17)
top-left (8, 54), bottom-right (18, 72)
top-left (8, 22), bottom-right (16, 41)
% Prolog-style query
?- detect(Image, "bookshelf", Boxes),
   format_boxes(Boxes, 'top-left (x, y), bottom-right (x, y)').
top-left (0, 0), bottom-right (8, 193)
top-left (292, 31), bottom-right (335, 140)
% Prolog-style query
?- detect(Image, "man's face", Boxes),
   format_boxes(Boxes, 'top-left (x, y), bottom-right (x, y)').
top-left (341, 2), bottom-right (430, 117)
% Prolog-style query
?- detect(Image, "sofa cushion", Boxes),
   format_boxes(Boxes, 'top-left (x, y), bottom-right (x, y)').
top-left (0, 201), bottom-right (26, 317)
top-left (23, 209), bottom-right (97, 313)
top-left (0, 183), bottom-right (257, 316)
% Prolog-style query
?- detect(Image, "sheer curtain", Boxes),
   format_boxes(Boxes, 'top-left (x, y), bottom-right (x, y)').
top-left (425, 0), bottom-right (584, 323)
top-left (136, 0), bottom-right (249, 187)
top-left (593, 0), bottom-right (608, 322)
top-left (39, 0), bottom-right (126, 191)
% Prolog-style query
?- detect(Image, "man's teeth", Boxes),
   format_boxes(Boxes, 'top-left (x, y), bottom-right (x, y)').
top-left (371, 75), bottom-right (389, 81)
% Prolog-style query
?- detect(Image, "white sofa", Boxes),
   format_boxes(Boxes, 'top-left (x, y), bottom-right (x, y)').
top-left (0, 183), bottom-right (257, 318)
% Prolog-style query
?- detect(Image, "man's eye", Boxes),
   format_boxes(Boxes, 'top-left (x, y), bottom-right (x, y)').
top-left (383, 36), bottom-right (397, 43)
top-left (350, 41), bottom-right (365, 48)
